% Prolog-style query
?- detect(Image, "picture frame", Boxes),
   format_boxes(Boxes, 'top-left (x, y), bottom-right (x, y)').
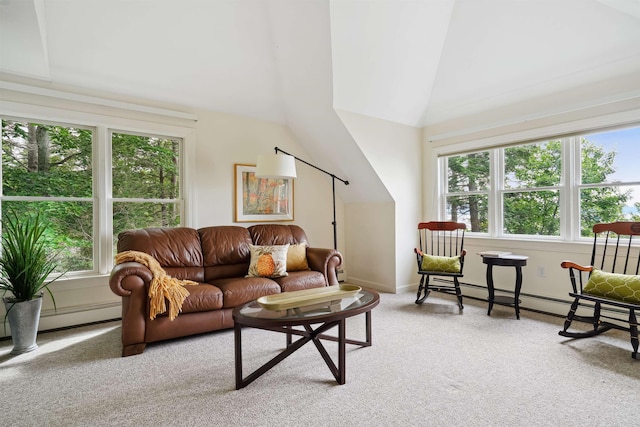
top-left (234, 164), bottom-right (294, 222)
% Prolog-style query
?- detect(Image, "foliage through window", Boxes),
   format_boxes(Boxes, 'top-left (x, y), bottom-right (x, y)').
top-left (579, 129), bottom-right (639, 237)
top-left (442, 125), bottom-right (640, 238)
top-left (445, 152), bottom-right (489, 233)
top-left (2, 120), bottom-right (93, 272)
top-left (111, 132), bottom-right (182, 252)
top-left (503, 141), bottom-right (561, 236)
top-left (1, 119), bottom-right (184, 275)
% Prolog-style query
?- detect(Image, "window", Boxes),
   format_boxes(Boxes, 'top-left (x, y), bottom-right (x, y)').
top-left (445, 151), bottom-right (489, 233)
top-left (111, 131), bottom-right (182, 252)
top-left (2, 119), bottom-right (94, 272)
top-left (1, 118), bottom-right (184, 275)
top-left (441, 124), bottom-right (640, 239)
top-left (503, 141), bottom-right (561, 236)
top-left (578, 128), bottom-right (640, 237)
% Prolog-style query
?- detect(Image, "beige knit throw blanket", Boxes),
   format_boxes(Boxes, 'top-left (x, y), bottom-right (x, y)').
top-left (115, 250), bottom-right (198, 321)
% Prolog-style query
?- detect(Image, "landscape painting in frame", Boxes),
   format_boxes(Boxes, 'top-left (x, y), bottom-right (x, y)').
top-left (234, 164), bottom-right (294, 222)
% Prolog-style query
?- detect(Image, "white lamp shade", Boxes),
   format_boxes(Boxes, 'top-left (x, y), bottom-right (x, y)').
top-left (255, 154), bottom-right (297, 178)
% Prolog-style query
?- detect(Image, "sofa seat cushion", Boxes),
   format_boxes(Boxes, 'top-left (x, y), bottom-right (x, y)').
top-left (273, 270), bottom-right (326, 292)
top-left (154, 284), bottom-right (224, 317)
top-left (212, 277), bottom-right (281, 308)
top-left (176, 284), bottom-right (224, 314)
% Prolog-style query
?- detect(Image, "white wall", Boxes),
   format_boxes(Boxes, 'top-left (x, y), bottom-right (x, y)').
top-left (0, 84), bottom-right (344, 334)
top-left (192, 109), bottom-right (341, 251)
top-left (338, 110), bottom-right (422, 293)
top-left (345, 202), bottom-right (395, 291)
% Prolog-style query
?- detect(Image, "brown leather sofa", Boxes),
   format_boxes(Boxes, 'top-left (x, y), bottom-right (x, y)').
top-left (109, 224), bottom-right (343, 356)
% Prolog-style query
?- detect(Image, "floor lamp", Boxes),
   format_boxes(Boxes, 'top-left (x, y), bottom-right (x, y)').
top-left (255, 146), bottom-right (349, 250)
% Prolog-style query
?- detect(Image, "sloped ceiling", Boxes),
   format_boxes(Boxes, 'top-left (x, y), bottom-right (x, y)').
top-left (2, 0), bottom-right (640, 201)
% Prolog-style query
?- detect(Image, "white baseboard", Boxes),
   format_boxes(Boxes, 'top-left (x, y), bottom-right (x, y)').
top-left (344, 276), bottom-right (397, 293)
top-left (1, 303), bottom-right (121, 338)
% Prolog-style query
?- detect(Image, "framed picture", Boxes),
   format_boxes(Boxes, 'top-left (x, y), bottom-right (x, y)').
top-left (234, 164), bottom-right (294, 222)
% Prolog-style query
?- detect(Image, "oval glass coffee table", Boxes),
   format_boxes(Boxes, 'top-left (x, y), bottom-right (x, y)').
top-left (233, 287), bottom-right (380, 389)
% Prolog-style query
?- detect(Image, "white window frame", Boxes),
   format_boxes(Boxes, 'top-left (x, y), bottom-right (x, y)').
top-left (436, 121), bottom-right (640, 243)
top-left (0, 100), bottom-right (195, 279)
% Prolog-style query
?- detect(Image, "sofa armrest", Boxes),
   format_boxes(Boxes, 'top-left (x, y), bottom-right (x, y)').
top-left (109, 261), bottom-right (153, 296)
top-left (306, 248), bottom-right (343, 286)
top-left (109, 261), bottom-right (154, 356)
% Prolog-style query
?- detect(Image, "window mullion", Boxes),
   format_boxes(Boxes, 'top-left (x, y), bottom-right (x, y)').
top-left (96, 126), bottom-right (111, 274)
top-left (562, 137), bottom-right (577, 241)
top-left (491, 149), bottom-right (502, 237)
top-left (438, 156), bottom-right (447, 220)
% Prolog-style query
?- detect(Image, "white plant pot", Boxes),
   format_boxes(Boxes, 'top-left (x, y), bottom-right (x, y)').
top-left (3, 296), bottom-right (43, 355)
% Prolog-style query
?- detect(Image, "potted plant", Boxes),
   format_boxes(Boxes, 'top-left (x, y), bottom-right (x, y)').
top-left (0, 210), bottom-right (60, 355)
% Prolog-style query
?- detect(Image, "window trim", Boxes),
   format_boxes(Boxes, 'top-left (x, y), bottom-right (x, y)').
top-left (0, 101), bottom-right (196, 280)
top-left (434, 118), bottom-right (640, 242)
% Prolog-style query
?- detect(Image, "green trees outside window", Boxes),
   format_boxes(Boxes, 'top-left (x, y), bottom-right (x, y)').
top-left (2, 120), bottom-right (93, 272)
top-left (111, 132), bottom-right (181, 250)
top-left (443, 126), bottom-right (640, 237)
top-left (1, 119), bottom-right (182, 274)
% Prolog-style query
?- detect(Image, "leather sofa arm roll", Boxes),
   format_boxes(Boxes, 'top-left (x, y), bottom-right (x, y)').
top-left (109, 261), bottom-right (156, 356)
top-left (306, 248), bottom-right (343, 286)
top-left (109, 261), bottom-right (153, 296)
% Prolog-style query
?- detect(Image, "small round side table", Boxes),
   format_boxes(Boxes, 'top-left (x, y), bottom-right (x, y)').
top-left (481, 254), bottom-right (528, 319)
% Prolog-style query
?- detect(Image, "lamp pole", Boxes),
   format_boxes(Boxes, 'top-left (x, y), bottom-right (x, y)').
top-left (273, 147), bottom-right (349, 250)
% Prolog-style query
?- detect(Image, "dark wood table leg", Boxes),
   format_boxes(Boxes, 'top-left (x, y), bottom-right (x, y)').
top-left (237, 329), bottom-right (313, 389)
top-left (514, 265), bottom-right (523, 320)
top-left (234, 322), bottom-right (243, 390)
top-left (236, 321), bottom-right (338, 389)
top-left (486, 264), bottom-right (495, 316)
top-left (630, 309), bottom-right (638, 359)
top-left (338, 318), bottom-right (346, 384)
top-left (305, 321), bottom-right (342, 383)
top-left (365, 310), bottom-right (372, 346)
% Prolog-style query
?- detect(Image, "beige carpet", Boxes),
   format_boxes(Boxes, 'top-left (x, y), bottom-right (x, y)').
top-left (1, 292), bottom-right (638, 426)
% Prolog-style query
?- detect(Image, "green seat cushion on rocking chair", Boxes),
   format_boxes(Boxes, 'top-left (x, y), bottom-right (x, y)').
top-left (420, 254), bottom-right (461, 274)
top-left (583, 268), bottom-right (640, 304)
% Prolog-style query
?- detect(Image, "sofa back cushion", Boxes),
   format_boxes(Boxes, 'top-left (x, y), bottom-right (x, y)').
top-left (199, 226), bottom-right (253, 281)
top-left (248, 224), bottom-right (309, 246)
top-left (116, 227), bottom-right (204, 282)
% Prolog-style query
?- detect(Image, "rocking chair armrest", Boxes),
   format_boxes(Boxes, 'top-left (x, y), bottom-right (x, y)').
top-left (560, 261), bottom-right (593, 294)
top-left (560, 260), bottom-right (593, 272)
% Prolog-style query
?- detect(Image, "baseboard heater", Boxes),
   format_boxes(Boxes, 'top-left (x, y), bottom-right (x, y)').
top-left (432, 277), bottom-right (628, 319)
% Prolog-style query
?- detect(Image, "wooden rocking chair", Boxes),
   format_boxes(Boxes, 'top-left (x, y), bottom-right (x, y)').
top-left (414, 221), bottom-right (467, 309)
top-left (559, 222), bottom-right (640, 359)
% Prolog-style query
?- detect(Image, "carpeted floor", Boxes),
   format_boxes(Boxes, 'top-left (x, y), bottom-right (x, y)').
top-left (1, 292), bottom-right (638, 426)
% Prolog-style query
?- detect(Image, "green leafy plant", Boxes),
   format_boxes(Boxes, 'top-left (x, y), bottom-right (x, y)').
top-left (0, 210), bottom-right (61, 306)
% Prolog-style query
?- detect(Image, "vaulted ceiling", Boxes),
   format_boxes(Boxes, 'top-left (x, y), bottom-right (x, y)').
top-left (2, 0), bottom-right (640, 201)
top-left (4, 0), bottom-right (640, 127)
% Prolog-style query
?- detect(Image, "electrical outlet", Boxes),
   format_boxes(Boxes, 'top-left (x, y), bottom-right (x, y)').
top-left (536, 266), bottom-right (545, 277)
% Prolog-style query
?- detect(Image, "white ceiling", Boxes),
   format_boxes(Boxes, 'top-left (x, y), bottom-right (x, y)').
top-left (2, 0), bottom-right (640, 202)
top-left (3, 0), bottom-right (640, 127)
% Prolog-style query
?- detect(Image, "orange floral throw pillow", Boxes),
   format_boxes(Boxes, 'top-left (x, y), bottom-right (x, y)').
top-left (246, 244), bottom-right (289, 278)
